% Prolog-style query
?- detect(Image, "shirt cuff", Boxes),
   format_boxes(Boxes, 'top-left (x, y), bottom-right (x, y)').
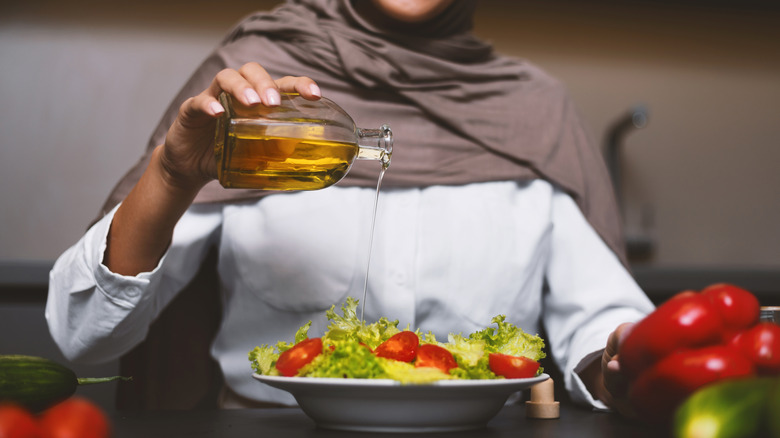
top-left (571, 349), bottom-right (610, 411)
top-left (90, 205), bottom-right (166, 308)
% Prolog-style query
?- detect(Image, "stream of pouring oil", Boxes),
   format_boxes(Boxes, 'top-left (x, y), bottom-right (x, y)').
top-left (360, 161), bottom-right (388, 323)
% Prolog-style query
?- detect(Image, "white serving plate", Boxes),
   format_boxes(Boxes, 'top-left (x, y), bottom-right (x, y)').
top-left (253, 373), bottom-right (549, 432)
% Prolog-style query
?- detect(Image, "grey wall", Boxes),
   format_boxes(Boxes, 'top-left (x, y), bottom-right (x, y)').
top-left (2, 0), bottom-right (779, 267)
top-left (473, 1), bottom-right (780, 267)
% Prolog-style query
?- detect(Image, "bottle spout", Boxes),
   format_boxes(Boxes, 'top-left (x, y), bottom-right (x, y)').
top-left (357, 124), bottom-right (393, 169)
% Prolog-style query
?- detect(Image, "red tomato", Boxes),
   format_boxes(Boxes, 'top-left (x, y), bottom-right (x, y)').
top-left (731, 322), bottom-right (780, 375)
top-left (0, 404), bottom-right (41, 438)
top-left (619, 291), bottom-right (724, 380)
top-left (488, 353), bottom-right (540, 379)
top-left (373, 331), bottom-right (419, 362)
top-left (701, 283), bottom-right (760, 335)
top-left (39, 397), bottom-right (110, 438)
top-left (414, 344), bottom-right (458, 373)
top-left (628, 345), bottom-right (755, 423)
top-left (275, 337), bottom-right (324, 377)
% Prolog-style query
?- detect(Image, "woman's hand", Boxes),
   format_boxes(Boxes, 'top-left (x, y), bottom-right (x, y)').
top-left (105, 63), bottom-right (320, 276)
top-left (159, 62), bottom-right (322, 192)
top-left (579, 322), bottom-right (637, 417)
top-left (601, 322), bottom-right (637, 418)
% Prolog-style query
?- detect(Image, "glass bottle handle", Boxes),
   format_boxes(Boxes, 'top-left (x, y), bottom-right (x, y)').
top-left (357, 124), bottom-right (393, 169)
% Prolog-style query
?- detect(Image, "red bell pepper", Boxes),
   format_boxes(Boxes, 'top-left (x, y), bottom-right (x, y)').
top-left (729, 322), bottom-right (780, 375)
top-left (628, 345), bottom-right (754, 422)
top-left (619, 291), bottom-right (726, 381)
top-left (701, 283), bottom-right (760, 339)
top-left (618, 283), bottom-right (769, 424)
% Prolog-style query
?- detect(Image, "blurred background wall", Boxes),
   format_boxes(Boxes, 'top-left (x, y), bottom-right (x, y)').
top-left (1, 0), bottom-right (778, 267)
top-left (1, 0), bottom-right (779, 410)
top-left (478, 1), bottom-right (780, 268)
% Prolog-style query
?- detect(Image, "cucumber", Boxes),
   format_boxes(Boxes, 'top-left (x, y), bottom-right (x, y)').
top-left (0, 355), bottom-right (131, 412)
top-left (769, 381), bottom-right (780, 438)
top-left (673, 377), bottom-right (779, 438)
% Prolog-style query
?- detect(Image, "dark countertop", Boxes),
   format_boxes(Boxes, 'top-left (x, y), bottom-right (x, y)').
top-left (109, 403), bottom-right (670, 438)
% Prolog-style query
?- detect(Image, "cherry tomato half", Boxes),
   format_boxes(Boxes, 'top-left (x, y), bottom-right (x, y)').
top-left (373, 331), bottom-right (419, 362)
top-left (39, 397), bottom-right (110, 438)
top-left (414, 344), bottom-right (458, 373)
top-left (0, 404), bottom-right (41, 438)
top-left (488, 353), bottom-right (540, 379)
top-left (276, 337), bottom-right (324, 377)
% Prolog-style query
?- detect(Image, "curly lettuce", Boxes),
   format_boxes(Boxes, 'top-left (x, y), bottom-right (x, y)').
top-left (321, 297), bottom-right (401, 349)
top-left (249, 345), bottom-right (279, 376)
top-left (249, 298), bottom-right (546, 382)
top-left (468, 315), bottom-right (546, 362)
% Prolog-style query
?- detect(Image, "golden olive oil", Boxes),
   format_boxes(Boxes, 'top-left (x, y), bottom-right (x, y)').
top-left (360, 163), bottom-right (387, 323)
top-left (216, 122), bottom-right (359, 191)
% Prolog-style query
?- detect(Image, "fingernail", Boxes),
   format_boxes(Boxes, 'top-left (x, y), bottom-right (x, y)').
top-left (309, 84), bottom-right (321, 98)
top-left (265, 88), bottom-right (281, 106)
top-left (209, 101), bottom-right (225, 115)
top-left (244, 89), bottom-right (261, 105)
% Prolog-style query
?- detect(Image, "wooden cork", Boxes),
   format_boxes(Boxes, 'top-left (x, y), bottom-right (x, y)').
top-left (525, 378), bottom-right (560, 419)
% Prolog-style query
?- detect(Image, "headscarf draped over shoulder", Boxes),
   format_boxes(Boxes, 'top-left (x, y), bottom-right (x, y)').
top-left (100, 0), bottom-right (627, 264)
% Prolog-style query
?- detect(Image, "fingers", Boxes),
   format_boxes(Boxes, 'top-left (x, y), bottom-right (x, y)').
top-left (603, 353), bottom-right (628, 400)
top-left (177, 63), bottom-right (323, 134)
top-left (203, 63), bottom-right (320, 113)
top-left (206, 64), bottom-right (274, 108)
top-left (604, 322), bottom-right (634, 361)
top-left (601, 322), bottom-right (637, 417)
top-left (275, 75), bottom-right (321, 100)
top-left (603, 322), bottom-right (634, 382)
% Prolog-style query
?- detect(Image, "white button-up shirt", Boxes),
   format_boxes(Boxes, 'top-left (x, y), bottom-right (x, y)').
top-left (46, 179), bottom-right (654, 408)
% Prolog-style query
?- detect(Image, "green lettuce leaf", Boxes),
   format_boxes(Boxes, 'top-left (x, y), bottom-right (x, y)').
top-left (469, 315), bottom-right (546, 362)
top-left (450, 353), bottom-right (497, 380)
top-left (273, 320), bottom-right (313, 354)
top-left (303, 339), bottom-right (386, 379)
top-left (248, 345), bottom-right (280, 376)
top-left (321, 297), bottom-right (401, 349)
top-left (443, 333), bottom-right (486, 367)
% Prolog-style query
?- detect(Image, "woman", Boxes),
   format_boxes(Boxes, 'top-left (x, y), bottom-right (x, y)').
top-left (46, 0), bottom-right (653, 414)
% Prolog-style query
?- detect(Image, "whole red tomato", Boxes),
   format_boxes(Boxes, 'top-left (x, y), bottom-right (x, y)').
top-left (373, 331), bottom-right (419, 362)
top-left (730, 322), bottom-right (780, 375)
top-left (275, 337), bottom-right (323, 377)
top-left (619, 291), bottom-right (724, 380)
top-left (38, 397), bottom-right (110, 438)
top-left (0, 404), bottom-right (41, 438)
top-left (414, 344), bottom-right (457, 373)
top-left (701, 283), bottom-right (760, 337)
top-left (628, 345), bottom-right (755, 423)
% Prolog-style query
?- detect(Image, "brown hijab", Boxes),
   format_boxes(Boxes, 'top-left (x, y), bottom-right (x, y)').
top-left (99, 0), bottom-right (627, 264)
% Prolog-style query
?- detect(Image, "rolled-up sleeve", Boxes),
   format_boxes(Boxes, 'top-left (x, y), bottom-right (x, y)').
top-left (543, 189), bottom-right (654, 409)
top-left (45, 203), bottom-right (223, 364)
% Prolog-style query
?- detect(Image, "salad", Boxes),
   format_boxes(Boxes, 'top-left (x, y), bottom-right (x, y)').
top-left (249, 297), bottom-right (546, 384)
